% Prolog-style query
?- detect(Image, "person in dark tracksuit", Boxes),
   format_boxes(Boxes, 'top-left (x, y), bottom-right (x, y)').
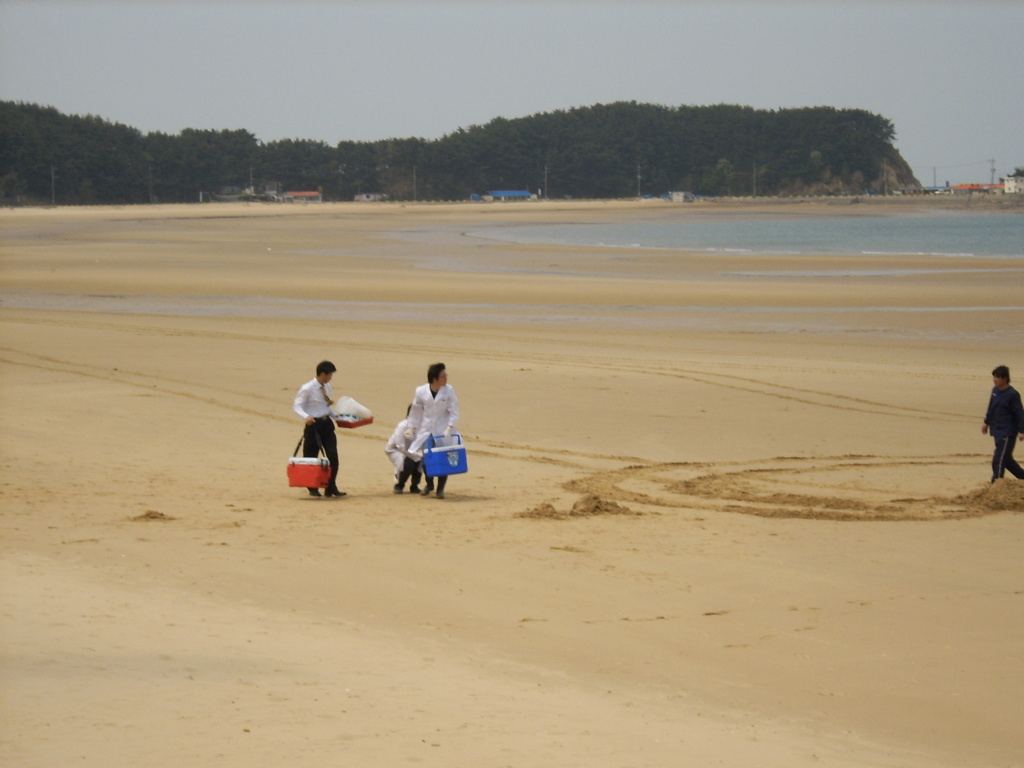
top-left (982, 365), bottom-right (1024, 483)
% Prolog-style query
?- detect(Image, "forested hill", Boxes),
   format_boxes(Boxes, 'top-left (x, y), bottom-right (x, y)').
top-left (1, 100), bottom-right (918, 204)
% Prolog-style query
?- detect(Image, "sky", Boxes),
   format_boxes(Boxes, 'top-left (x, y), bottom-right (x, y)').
top-left (1, 0), bottom-right (1021, 187)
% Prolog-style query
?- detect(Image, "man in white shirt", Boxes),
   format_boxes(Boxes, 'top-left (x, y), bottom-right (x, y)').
top-left (293, 360), bottom-right (345, 498)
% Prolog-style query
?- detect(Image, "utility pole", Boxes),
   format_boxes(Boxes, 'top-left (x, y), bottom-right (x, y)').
top-left (636, 163), bottom-right (641, 198)
top-left (989, 159), bottom-right (996, 185)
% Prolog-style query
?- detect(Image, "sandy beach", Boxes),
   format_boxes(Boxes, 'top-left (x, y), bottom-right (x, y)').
top-left (2, 197), bottom-right (1023, 767)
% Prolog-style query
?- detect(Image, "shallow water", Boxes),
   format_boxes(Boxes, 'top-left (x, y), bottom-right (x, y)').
top-left (470, 212), bottom-right (1024, 259)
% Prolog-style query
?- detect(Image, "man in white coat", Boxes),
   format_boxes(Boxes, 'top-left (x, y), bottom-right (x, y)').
top-left (407, 362), bottom-right (459, 498)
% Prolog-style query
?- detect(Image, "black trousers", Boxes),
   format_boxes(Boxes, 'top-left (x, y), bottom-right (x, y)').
top-left (304, 418), bottom-right (340, 491)
top-left (992, 434), bottom-right (1024, 481)
top-left (423, 469), bottom-right (448, 493)
top-left (397, 457), bottom-right (422, 489)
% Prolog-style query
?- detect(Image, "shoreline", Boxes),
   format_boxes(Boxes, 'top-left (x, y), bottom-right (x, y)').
top-left (3, 189), bottom-right (1022, 221)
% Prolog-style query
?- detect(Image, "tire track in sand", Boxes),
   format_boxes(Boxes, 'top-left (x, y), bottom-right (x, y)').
top-left (555, 455), bottom-right (1021, 521)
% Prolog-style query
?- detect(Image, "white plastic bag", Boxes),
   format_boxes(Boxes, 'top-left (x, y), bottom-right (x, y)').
top-left (332, 396), bottom-right (372, 419)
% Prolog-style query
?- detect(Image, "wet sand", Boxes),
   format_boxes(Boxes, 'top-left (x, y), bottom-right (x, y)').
top-left (2, 198), bottom-right (1022, 767)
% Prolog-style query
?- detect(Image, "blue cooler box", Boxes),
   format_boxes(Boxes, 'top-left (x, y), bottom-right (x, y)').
top-left (423, 434), bottom-right (468, 476)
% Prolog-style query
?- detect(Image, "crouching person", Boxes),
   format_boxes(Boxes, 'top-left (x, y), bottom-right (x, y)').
top-left (386, 405), bottom-right (423, 494)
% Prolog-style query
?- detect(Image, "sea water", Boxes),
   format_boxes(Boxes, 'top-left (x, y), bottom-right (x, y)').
top-left (470, 212), bottom-right (1024, 259)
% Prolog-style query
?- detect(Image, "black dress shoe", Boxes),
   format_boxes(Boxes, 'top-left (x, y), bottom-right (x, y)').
top-left (308, 488), bottom-right (322, 497)
top-left (325, 489), bottom-right (347, 498)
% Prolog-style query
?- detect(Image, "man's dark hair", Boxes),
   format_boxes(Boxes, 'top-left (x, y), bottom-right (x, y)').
top-left (316, 360), bottom-right (337, 376)
top-left (992, 365), bottom-right (1010, 382)
top-left (427, 362), bottom-right (446, 383)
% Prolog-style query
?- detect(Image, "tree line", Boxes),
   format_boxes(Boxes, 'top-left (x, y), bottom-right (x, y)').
top-left (0, 100), bottom-right (918, 205)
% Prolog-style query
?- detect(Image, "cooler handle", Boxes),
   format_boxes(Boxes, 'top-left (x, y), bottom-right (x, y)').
top-left (293, 426), bottom-right (326, 457)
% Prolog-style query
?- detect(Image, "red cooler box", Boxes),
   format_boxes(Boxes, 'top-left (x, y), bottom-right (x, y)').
top-left (287, 456), bottom-right (330, 488)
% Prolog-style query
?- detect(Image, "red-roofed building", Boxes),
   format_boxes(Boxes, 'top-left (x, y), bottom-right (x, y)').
top-left (949, 183), bottom-right (1004, 195)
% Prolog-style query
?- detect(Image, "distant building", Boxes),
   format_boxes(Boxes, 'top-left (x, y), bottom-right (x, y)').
top-left (484, 190), bottom-right (535, 201)
top-left (285, 191), bottom-right (323, 203)
top-left (949, 183), bottom-right (1004, 195)
top-left (669, 191), bottom-right (696, 202)
top-left (1003, 176), bottom-right (1024, 194)
top-left (354, 193), bottom-right (385, 202)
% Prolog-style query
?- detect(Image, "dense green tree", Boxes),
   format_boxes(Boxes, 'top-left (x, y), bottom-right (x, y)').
top-left (1, 100), bottom-right (920, 204)
top-left (258, 139), bottom-right (338, 197)
top-left (0, 101), bottom-right (149, 203)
